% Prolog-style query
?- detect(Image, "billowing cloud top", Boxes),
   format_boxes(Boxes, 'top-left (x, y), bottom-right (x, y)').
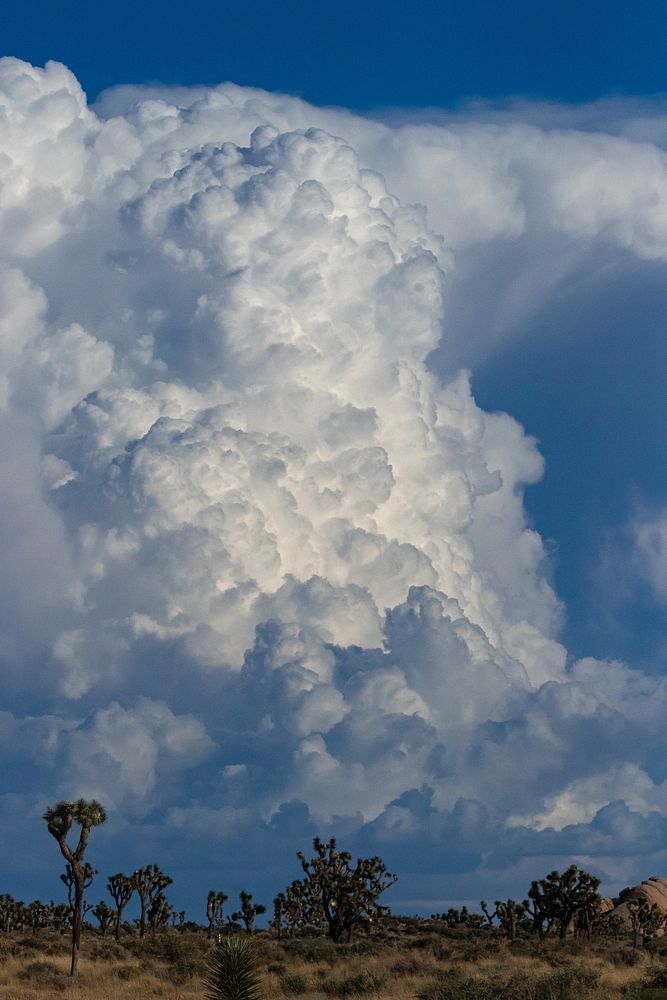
top-left (2, 57), bottom-right (667, 909)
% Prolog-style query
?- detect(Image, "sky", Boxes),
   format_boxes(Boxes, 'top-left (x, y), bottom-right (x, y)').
top-left (0, 1), bottom-right (666, 924)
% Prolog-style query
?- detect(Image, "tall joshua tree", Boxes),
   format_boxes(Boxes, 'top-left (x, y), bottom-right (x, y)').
top-left (107, 873), bottom-right (135, 941)
top-left (296, 837), bottom-right (397, 943)
top-left (207, 890), bottom-right (229, 940)
top-left (43, 798), bottom-right (106, 977)
top-left (132, 865), bottom-right (173, 938)
top-left (525, 864), bottom-right (601, 941)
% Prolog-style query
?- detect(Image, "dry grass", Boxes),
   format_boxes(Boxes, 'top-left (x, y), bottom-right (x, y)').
top-left (0, 926), bottom-right (664, 999)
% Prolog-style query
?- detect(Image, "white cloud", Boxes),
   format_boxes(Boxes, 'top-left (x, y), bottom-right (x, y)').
top-left (632, 506), bottom-right (667, 604)
top-left (0, 57), bottom-right (666, 904)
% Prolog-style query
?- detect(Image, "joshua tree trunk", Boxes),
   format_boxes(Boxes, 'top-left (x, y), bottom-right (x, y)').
top-left (70, 870), bottom-right (84, 977)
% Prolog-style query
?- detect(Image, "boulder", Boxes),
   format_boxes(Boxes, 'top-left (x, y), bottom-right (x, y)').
top-left (607, 876), bottom-right (667, 932)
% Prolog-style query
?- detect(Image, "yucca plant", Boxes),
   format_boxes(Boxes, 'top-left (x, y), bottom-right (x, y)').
top-left (204, 935), bottom-right (263, 1000)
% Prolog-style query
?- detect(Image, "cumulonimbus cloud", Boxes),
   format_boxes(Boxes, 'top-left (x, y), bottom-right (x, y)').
top-left (1, 57), bottom-right (667, 908)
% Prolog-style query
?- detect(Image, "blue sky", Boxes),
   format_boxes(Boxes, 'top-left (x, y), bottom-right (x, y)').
top-left (4, 0), bottom-right (667, 108)
top-left (1, 1), bottom-right (666, 922)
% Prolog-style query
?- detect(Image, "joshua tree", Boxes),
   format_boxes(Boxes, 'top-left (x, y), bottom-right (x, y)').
top-left (50, 902), bottom-right (72, 933)
top-left (43, 798), bottom-right (106, 977)
top-left (296, 836), bottom-right (397, 943)
top-left (627, 898), bottom-right (666, 947)
top-left (272, 894), bottom-right (284, 939)
top-left (148, 891), bottom-right (173, 933)
top-left (132, 864), bottom-right (173, 938)
top-left (525, 864), bottom-right (601, 941)
top-left (481, 899), bottom-right (526, 941)
top-left (433, 905), bottom-right (483, 929)
top-left (573, 893), bottom-right (603, 942)
top-left (204, 935), bottom-right (262, 1000)
top-left (107, 872), bottom-right (135, 941)
top-left (592, 910), bottom-right (624, 939)
top-left (0, 894), bottom-right (23, 933)
top-left (26, 900), bottom-right (50, 933)
top-left (232, 891), bottom-right (266, 934)
top-left (207, 890), bottom-right (229, 940)
top-left (92, 900), bottom-right (116, 937)
top-left (276, 878), bottom-right (320, 935)
top-left (495, 899), bottom-right (525, 942)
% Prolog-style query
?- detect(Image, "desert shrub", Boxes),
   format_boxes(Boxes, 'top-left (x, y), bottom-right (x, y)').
top-left (127, 929), bottom-right (209, 982)
top-left (90, 938), bottom-right (125, 961)
top-left (280, 971), bottom-right (309, 994)
top-left (0, 937), bottom-right (29, 960)
top-left (390, 954), bottom-right (435, 976)
top-left (407, 934), bottom-right (451, 960)
top-left (508, 939), bottom-right (541, 957)
top-left (11, 932), bottom-right (65, 956)
top-left (431, 941), bottom-right (452, 961)
top-left (322, 971), bottom-right (387, 996)
top-left (622, 967), bottom-right (667, 999)
top-left (280, 938), bottom-right (338, 963)
top-left (410, 934), bottom-right (440, 950)
top-left (613, 947), bottom-right (648, 966)
top-left (644, 970), bottom-right (667, 988)
top-left (17, 935), bottom-right (45, 950)
top-left (113, 964), bottom-right (140, 981)
top-left (17, 959), bottom-right (63, 984)
top-left (620, 984), bottom-right (643, 1000)
top-left (459, 937), bottom-right (500, 961)
top-left (156, 932), bottom-right (209, 982)
top-left (417, 970), bottom-right (507, 1000)
top-left (620, 982), bottom-right (667, 1000)
top-left (418, 966), bottom-right (600, 1000)
top-left (532, 967), bottom-right (600, 999)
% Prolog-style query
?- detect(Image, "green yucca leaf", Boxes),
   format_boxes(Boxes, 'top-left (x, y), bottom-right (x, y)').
top-left (204, 935), bottom-right (262, 1000)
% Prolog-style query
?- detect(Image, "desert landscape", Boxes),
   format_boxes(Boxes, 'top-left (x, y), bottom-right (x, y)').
top-left (3, 12), bottom-right (667, 1000)
top-left (2, 909), bottom-right (667, 1000)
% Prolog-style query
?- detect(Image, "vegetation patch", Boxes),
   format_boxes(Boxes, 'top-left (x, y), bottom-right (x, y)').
top-left (418, 966), bottom-right (601, 1000)
top-left (16, 959), bottom-right (64, 984)
top-left (322, 971), bottom-right (387, 995)
top-left (279, 970), bottom-right (310, 994)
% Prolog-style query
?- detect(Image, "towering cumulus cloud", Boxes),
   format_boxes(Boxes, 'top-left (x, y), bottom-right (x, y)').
top-left (2, 57), bottom-right (667, 907)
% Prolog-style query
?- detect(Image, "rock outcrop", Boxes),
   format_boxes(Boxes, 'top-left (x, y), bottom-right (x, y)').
top-left (608, 876), bottom-right (667, 929)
